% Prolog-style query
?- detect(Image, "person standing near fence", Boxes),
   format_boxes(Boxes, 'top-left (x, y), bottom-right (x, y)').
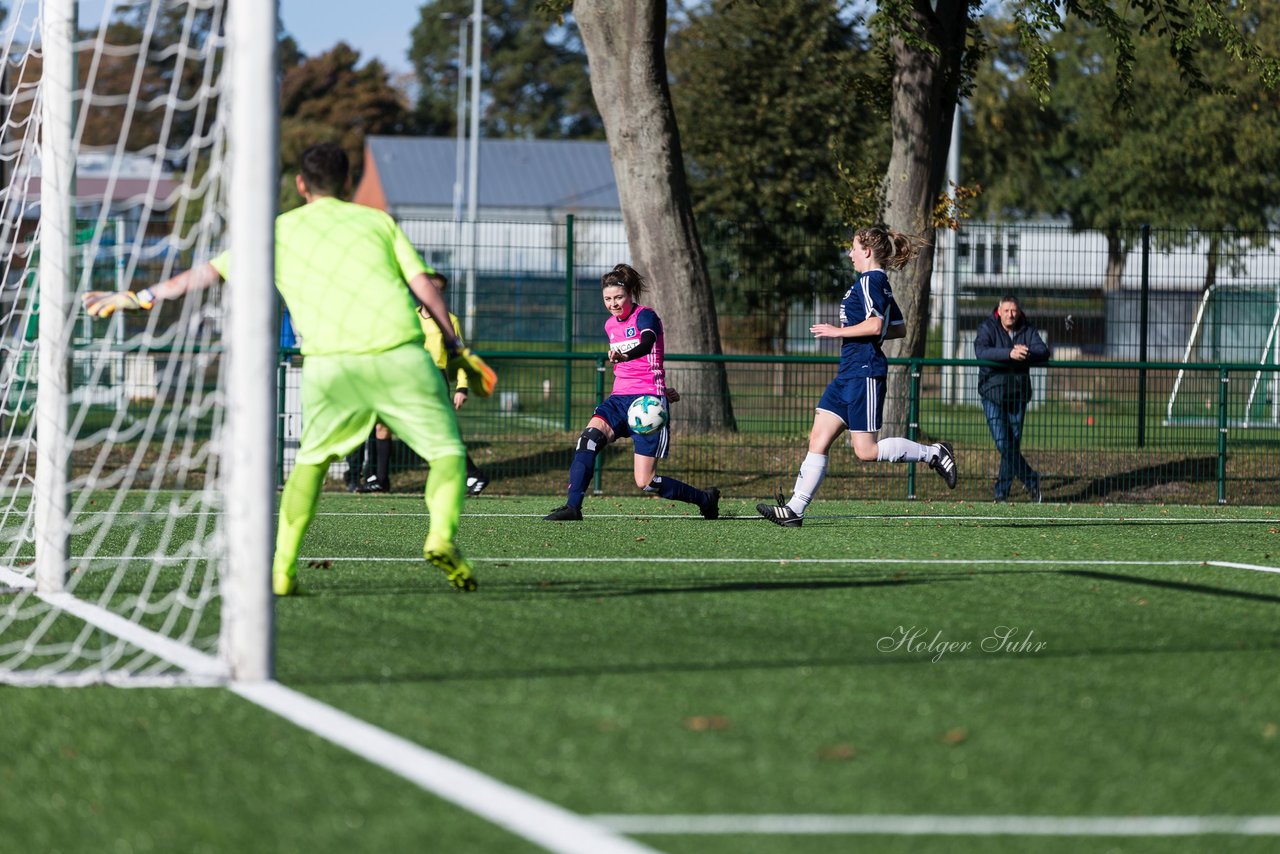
top-left (974, 295), bottom-right (1050, 503)
top-left (83, 142), bottom-right (495, 594)
top-left (543, 263), bottom-right (720, 522)
top-left (757, 225), bottom-right (957, 528)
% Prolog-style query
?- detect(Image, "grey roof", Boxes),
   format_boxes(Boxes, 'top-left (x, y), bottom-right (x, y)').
top-left (367, 136), bottom-right (620, 212)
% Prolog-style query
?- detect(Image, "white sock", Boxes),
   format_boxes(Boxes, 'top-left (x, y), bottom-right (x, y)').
top-left (876, 437), bottom-right (937, 463)
top-left (787, 452), bottom-right (827, 515)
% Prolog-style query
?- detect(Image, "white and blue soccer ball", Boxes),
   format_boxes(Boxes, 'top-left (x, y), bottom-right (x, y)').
top-left (627, 394), bottom-right (668, 435)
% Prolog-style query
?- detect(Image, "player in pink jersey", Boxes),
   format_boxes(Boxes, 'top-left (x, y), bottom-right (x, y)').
top-left (544, 264), bottom-right (720, 521)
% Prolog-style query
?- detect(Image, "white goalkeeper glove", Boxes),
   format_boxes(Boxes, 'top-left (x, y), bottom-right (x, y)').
top-left (83, 288), bottom-right (156, 318)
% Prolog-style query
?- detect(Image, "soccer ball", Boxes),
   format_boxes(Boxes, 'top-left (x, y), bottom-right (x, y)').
top-left (627, 394), bottom-right (668, 435)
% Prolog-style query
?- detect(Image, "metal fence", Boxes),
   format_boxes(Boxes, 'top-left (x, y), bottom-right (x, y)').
top-left (43, 215), bottom-right (1278, 505)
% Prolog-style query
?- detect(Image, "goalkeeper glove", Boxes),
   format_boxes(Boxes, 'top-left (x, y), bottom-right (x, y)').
top-left (83, 288), bottom-right (156, 318)
top-left (446, 343), bottom-right (497, 398)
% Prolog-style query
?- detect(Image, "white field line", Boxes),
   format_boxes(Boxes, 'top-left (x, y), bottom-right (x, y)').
top-left (38, 556), bottom-right (1280, 579)
top-left (592, 814), bottom-right (1280, 837)
top-left (1, 565), bottom-right (658, 853)
top-left (1207, 561), bottom-right (1280, 575)
top-left (232, 681), bottom-right (660, 854)
top-left (59, 509), bottom-right (1280, 524)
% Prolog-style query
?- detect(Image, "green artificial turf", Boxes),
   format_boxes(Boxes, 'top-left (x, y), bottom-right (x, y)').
top-left (5, 495), bottom-right (1280, 853)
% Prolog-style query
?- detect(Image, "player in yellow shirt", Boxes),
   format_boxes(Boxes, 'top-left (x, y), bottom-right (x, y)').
top-left (418, 273), bottom-right (490, 496)
top-left (83, 142), bottom-right (495, 594)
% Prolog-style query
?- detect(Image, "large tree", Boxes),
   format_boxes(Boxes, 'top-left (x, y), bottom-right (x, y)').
top-left (668, 0), bottom-right (885, 353)
top-left (411, 0), bottom-right (602, 139)
top-left (872, 0), bottom-right (1280, 431)
top-left (967, 9), bottom-right (1280, 290)
top-left (569, 0), bottom-right (733, 430)
top-left (548, 0), bottom-right (1280, 433)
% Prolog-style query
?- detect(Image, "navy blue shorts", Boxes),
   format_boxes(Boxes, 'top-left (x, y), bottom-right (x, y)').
top-left (816, 376), bottom-right (885, 433)
top-left (594, 393), bottom-right (670, 459)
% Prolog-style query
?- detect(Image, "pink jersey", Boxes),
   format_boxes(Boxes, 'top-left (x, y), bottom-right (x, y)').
top-left (606, 304), bottom-right (665, 395)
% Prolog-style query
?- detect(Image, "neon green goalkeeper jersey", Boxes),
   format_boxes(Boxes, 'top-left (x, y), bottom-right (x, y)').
top-left (210, 197), bottom-right (430, 356)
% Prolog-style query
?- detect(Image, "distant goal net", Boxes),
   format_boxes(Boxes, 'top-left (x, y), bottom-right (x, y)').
top-left (1165, 284), bottom-right (1280, 428)
top-left (0, 0), bottom-right (276, 686)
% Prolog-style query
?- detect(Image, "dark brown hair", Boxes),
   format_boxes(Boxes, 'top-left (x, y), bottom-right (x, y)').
top-left (298, 142), bottom-right (348, 196)
top-left (601, 263), bottom-right (647, 300)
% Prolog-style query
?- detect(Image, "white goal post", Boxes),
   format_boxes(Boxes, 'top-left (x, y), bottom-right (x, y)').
top-left (1, 0), bottom-right (277, 685)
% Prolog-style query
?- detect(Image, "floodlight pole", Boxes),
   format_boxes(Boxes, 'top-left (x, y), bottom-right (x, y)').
top-left (941, 105), bottom-right (961, 404)
top-left (464, 0), bottom-right (482, 341)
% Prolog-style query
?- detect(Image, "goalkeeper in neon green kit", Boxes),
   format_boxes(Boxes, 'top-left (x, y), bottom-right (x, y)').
top-left (83, 142), bottom-right (495, 595)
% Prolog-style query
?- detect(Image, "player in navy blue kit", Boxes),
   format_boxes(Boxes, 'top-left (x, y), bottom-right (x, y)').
top-left (758, 226), bottom-right (957, 528)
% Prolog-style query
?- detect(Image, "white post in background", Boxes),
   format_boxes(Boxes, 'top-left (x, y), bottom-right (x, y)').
top-left (463, 0), bottom-right (482, 341)
top-left (452, 18), bottom-right (467, 226)
top-left (35, 0), bottom-right (76, 593)
top-left (222, 0), bottom-right (279, 682)
top-left (941, 105), bottom-right (961, 404)
top-left (452, 17), bottom-right (467, 297)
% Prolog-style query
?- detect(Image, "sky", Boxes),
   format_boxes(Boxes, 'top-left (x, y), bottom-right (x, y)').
top-left (5, 1), bottom-right (426, 74)
top-left (278, 0), bottom-right (425, 74)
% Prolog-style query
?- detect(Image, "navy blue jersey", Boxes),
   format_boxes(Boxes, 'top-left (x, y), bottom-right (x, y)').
top-left (837, 269), bottom-right (904, 379)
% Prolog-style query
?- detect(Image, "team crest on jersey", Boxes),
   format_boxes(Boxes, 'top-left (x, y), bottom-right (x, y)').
top-left (625, 327), bottom-right (637, 338)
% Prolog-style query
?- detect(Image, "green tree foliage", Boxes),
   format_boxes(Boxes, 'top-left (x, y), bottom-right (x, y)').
top-left (278, 43), bottom-right (415, 211)
top-left (78, 4), bottom-right (224, 156)
top-left (668, 0), bottom-right (885, 351)
top-left (410, 0), bottom-right (601, 139)
top-left (966, 8), bottom-right (1280, 288)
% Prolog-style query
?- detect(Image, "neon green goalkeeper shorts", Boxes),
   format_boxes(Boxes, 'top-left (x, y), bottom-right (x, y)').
top-left (295, 343), bottom-right (465, 466)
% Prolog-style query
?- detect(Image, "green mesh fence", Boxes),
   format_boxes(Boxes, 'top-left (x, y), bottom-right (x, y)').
top-left (45, 216), bottom-right (1280, 504)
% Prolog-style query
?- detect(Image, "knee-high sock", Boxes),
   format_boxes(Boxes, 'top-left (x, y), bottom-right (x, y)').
top-left (787, 452), bottom-right (828, 515)
top-left (876, 437), bottom-right (937, 463)
top-left (465, 452), bottom-right (484, 480)
top-left (650, 475), bottom-right (708, 507)
top-left (566, 448), bottom-right (597, 509)
top-left (424, 453), bottom-right (466, 554)
top-left (273, 462), bottom-right (326, 578)
top-left (375, 436), bottom-right (392, 485)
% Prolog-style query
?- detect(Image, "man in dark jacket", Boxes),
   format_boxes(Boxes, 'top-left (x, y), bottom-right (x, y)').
top-left (975, 295), bottom-right (1050, 502)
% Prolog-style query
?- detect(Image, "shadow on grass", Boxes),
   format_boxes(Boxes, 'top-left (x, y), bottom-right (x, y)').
top-left (303, 572), bottom-right (972, 601)
top-left (1054, 455), bottom-right (1219, 502)
top-left (1063, 569), bottom-right (1280, 605)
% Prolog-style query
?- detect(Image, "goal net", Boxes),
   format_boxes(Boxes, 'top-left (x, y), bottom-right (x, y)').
top-left (0, 0), bottom-right (276, 686)
top-left (1165, 284), bottom-right (1280, 428)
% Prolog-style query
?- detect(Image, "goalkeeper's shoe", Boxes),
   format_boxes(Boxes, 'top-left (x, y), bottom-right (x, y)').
top-left (425, 544), bottom-right (478, 592)
top-left (273, 566), bottom-right (299, 597)
top-left (83, 288), bottom-right (155, 318)
top-left (930, 441), bottom-right (958, 489)
top-left (757, 493), bottom-right (803, 528)
top-left (447, 346), bottom-right (497, 397)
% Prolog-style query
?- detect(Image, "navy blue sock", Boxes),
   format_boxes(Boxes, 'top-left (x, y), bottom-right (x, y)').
top-left (566, 449), bottom-right (596, 509)
top-left (654, 476), bottom-right (707, 507)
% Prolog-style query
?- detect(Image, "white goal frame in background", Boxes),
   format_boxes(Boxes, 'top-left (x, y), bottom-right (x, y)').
top-left (23, 0), bottom-right (278, 683)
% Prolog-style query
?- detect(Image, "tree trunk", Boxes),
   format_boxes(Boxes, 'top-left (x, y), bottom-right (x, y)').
top-left (879, 0), bottom-right (969, 438)
top-left (1103, 231), bottom-right (1127, 292)
top-left (1203, 234), bottom-right (1220, 292)
top-left (573, 0), bottom-right (735, 431)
